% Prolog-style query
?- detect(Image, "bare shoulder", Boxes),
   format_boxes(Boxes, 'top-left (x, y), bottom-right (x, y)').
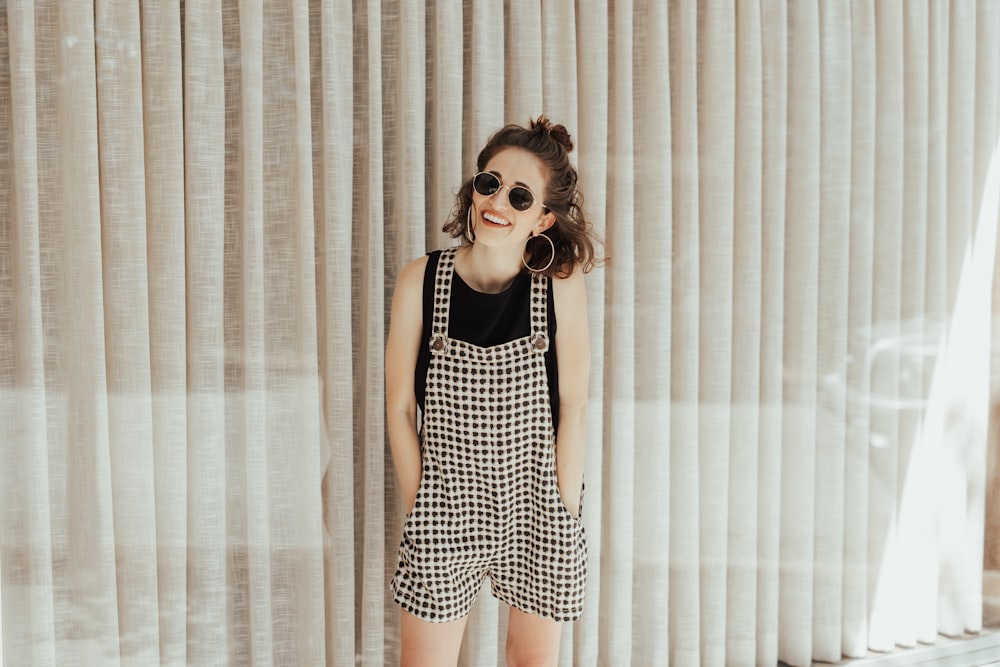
top-left (388, 254), bottom-right (430, 334)
top-left (395, 254), bottom-right (430, 291)
top-left (552, 267), bottom-right (587, 321)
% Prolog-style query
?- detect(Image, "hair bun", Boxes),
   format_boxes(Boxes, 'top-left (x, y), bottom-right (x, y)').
top-left (531, 115), bottom-right (574, 153)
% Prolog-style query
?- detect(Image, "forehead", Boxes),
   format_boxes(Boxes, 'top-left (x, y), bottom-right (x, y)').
top-left (482, 147), bottom-right (548, 192)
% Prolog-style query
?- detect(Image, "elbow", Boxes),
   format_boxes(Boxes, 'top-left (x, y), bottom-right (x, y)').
top-left (387, 402), bottom-right (417, 424)
top-left (385, 391), bottom-right (417, 426)
top-left (558, 399), bottom-right (588, 427)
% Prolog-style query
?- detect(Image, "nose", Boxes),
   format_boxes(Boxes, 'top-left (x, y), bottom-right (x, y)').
top-left (490, 184), bottom-right (511, 210)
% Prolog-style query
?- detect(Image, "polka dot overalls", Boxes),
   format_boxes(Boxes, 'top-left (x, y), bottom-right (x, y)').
top-left (391, 247), bottom-right (587, 623)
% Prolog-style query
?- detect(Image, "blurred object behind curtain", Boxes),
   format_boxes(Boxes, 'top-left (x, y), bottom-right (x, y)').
top-left (1, 1), bottom-right (999, 666)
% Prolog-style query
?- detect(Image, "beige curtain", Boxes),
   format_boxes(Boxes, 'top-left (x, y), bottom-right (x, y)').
top-left (1, 1), bottom-right (998, 665)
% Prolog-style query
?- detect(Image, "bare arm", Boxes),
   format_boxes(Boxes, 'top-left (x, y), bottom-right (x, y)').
top-left (385, 255), bottom-right (428, 514)
top-left (552, 267), bottom-right (591, 518)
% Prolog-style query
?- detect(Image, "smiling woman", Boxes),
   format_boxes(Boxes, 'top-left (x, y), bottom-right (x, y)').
top-left (385, 117), bottom-right (603, 666)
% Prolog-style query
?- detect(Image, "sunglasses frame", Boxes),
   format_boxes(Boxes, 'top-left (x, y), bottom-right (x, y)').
top-left (472, 172), bottom-right (548, 212)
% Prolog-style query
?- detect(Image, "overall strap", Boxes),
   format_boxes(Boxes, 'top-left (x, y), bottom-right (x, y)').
top-left (528, 272), bottom-right (550, 352)
top-left (429, 247), bottom-right (458, 352)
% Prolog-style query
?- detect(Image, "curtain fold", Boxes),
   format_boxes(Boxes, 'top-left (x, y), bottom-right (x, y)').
top-left (779, 3), bottom-right (821, 663)
top-left (96, 0), bottom-right (158, 660)
top-left (312, 0), bottom-right (355, 663)
top-left (667, 2), bottom-right (701, 665)
top-left (2, 2), bottom-right (998, 666)
top-left (843, 1), bottom-right (876, 658)
top-left (3, 2), bottom-right (57, 664)
top-left (727, 1), bottom-right (762, 665)
top-left (755, 2), bottom-right (788, 664)
top-left (182, 1), bottom-right (227, 663)
top-left (632, 1), bottom-right (671, 664)
top-left (812, 2), bottom-right (850, 661)
top-left (138, 1), bottom-right (188, 662)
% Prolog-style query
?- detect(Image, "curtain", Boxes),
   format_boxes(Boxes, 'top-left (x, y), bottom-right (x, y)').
top-left (1, 1), bottom-right (998, 665)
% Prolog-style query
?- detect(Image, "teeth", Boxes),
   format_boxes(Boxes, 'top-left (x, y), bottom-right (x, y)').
top-left (484, 212), bottom-right (509, 226)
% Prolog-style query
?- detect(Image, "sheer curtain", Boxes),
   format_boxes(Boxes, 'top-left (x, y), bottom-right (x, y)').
top-left (1, 1), bottom-right (998, 666)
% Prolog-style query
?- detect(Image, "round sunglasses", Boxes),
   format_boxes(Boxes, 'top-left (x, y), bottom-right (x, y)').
top-left (472, 172), bottom-right (547, 212)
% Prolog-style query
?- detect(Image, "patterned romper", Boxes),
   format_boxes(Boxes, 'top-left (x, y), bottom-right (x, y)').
top-left (391, 247), bottom-right (588, 622)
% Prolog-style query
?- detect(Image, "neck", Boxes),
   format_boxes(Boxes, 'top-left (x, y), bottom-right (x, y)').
top-left (457, 244), bottom-right (523, 293)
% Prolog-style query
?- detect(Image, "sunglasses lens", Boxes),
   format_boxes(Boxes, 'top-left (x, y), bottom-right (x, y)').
top-left (509, 187), bottom-right (534, 211)
top-left (473, 172), bottom-right (500, 196)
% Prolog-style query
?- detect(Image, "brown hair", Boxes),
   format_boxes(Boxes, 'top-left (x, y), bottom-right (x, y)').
top-left (442, 116), bottom-right (604, 278)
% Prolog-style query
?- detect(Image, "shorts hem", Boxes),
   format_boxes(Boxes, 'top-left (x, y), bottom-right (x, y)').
top-left (391, 584), bottom-right (475, 624)
top-left (490, 588), bottom-right (584, 623)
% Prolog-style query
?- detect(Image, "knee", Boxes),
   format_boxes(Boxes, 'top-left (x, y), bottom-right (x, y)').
top-left (505, 639), bottom-right (559, 667)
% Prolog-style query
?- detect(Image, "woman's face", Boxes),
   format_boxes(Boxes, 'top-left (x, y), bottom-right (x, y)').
top-left (470, 147), bottom-right (554, 248)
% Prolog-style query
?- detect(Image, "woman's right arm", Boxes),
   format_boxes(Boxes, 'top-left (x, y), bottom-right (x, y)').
top-left (385, 255), bottom-right (429, 514)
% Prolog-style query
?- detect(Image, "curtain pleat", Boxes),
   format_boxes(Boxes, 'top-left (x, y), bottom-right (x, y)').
top-left (351, 1), bottom-right (388, 664)
top-left (667, 0), bottom-right (700, 664)
top-left (727, 1), bottom-right (762, 665)
top-left (312, 0), bottom-right (356, 663)
top-left (138, 2), bottom-right (189, 663)
top-left (2, 2), bottom-right (999, 666)
top-left (896, 0), bottom-right (930, 650)
top-left (504, 0), bottom-right (542, 123)
top-left (226, 1), bottom-right (268, 661)
top-left (572, 2), bottom-right (608, 663)
top-left (813, 2), bottom-right (851, 662)
top-left (540, 2), bottom-right (577, 133)
top-left (47, 1), bottom-right (125, 664)
top-left (426, 0), bottom-right (463, 251)
top-left (868, 0), bottom-right (905, 654)
top-left (914, 0), bottom-right (951, 649)
top-left (755, 2), bottom-right (788, 665)
top-left (598, 0), bottom-right (637, 663)
top-left (939, 0), bottom-right (978, 641)
top-left (379, 4), bottom-right (426, 659)
top-left (464, 2), bottom-right (504, 172)
top-left (779, 3), bottom-right (821, 665)
top-left (382, 0), bottom-right (426, 271)
top-left (182, 0), bottom-right (228, 664)
top-left (843, 1), bottom-right (876, 659)
top-left (697, 5), bottom-right (735, 667)
top-left (95, 0), bottom-right (160, 662)
top-left (2, 2), bottom-right (58, 664)
top-left (632, 0), bottom-right (671, 663)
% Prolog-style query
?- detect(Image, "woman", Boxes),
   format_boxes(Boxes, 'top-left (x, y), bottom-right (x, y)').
top-left (385, 116), bottom-right (601, 666)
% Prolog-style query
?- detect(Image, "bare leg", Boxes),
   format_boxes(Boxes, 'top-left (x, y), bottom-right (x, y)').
top-left (399, 609), bottom-right (468, 667)
top-left (505, 606), bottom-right (563, 667)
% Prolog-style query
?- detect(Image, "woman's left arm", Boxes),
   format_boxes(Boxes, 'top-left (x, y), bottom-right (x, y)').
top-left (552, 268), bottom-right (591, 518)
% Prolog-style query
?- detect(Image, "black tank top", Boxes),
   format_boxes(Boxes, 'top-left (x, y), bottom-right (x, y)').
top-left (415, 249), bottom-right (560, 427)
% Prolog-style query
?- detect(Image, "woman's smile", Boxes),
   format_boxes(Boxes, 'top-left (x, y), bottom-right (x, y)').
top-left (481, 210), bottom-right (511, 227)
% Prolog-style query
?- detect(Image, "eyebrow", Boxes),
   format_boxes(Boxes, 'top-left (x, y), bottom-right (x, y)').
top-left (488, 170), bottom-right (536, 192)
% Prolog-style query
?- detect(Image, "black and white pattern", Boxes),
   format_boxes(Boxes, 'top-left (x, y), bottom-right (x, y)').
top-left (391, 247), bottom-right (587, 623)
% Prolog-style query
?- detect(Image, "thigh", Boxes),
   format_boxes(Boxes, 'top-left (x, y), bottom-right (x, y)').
top-left (399, 609), bottom-right (468, 667)
top-left (505, 606), bottom-right (563, 667)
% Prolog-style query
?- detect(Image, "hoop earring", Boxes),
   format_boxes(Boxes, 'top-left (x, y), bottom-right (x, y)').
top-left (522, 233), bottom-right (555, 273)
top-left (465, 207), bottom-right (475, 243)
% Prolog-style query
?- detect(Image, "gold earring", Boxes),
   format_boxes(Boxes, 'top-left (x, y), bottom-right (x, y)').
top-left (465, 207), bottom-right (475, 243)
top-left (521, 233), bottom-right (555, 273)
